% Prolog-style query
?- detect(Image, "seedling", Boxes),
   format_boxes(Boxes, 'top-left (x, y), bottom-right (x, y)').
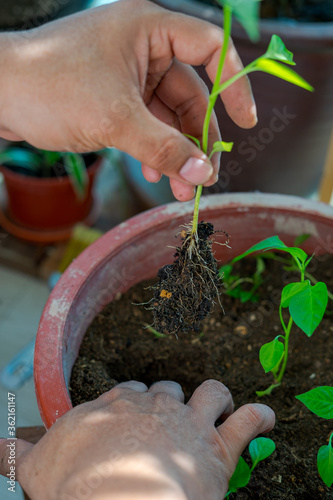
top-left (296, 386), bottom-right (333, 487)
top-left (228, 235), bottom-right (328, 396)
top-left (152, 0), bottom-right (313, 335)
top-left (0, 145), bottom-right (88, 199)
top-left (225, 436), bottom-right (275, 497)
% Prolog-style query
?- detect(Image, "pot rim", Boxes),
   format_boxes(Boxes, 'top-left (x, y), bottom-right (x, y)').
top-left (34, 192), bottom-right (333, 429)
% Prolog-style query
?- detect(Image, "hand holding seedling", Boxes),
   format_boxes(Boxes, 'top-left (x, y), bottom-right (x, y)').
top-left (0, 0), bottom-right (257, 201)
top-left (0, 379), bottom-right (274, 500)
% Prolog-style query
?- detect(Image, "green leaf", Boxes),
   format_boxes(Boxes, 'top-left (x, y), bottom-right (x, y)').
top-left (41, 150), bottom-right (62, 167)
top-left (259, 338), bottom-right (284, 373)
top-left (253, 59), bottom-right (314, 92)
top-left (228, 456), bottom-right (251, 492)
top-left (217, 0), bottom-right (260, 42)
top-left (209, 141), bottom-right (234, 159)
top-left (288, 281), bottom-right (328, 336)
top-left (263, 35), bottom-right (295, 65)
top-left (184, 134), bottom-right (201, 149)
top-left (281, 281), bottom-right (309, 308)
top-left (144, 323), bottom-right (166, 338)
top-left (295, 387), bottom-right (333, 419)
top-left (317, 434), bottom-right (333, 487)
top-left (220, 264), bottom-right (234, 279)
top-left (0, 148), bottom-right (41, 171)
top-left (63, 153), bottom-right (89, 200)
top-left (232, 236), bottom-right (287, 263)
top-left (249, 437), bottom-right (276, 469)
top-left (283, 247), bottom-right (308, 266)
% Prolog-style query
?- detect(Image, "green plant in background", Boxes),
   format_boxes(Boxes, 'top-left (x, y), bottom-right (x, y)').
top-left (187, 0), bottom-right (313, 240)
top-left (220, 256), bottom-right (266, 303)
top-left (296, 386), bottom-right (333, 488)
top-left (0, 145), bottom-right (88, 199)
top-left (226, 236), bottom-right (328, 397)
top-left (225, 437), bottom-right (276, 497)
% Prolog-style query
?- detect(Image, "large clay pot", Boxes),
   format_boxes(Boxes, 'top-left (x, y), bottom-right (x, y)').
top-left (152, 0), bottom-right (333, 197)
top-left (34, 192), bottom-right (333, 429)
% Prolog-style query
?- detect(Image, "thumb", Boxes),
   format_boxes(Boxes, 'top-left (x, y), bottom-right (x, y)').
top-left (0, 438), bottom-right (33, 477)
top-left (115, 103), bottom-right (215, 187)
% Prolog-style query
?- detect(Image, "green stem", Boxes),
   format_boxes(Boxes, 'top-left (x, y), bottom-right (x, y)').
top-left (191, 5), bottom-right (232, 236)
top-left (276, 315), bottom-right (293, 383)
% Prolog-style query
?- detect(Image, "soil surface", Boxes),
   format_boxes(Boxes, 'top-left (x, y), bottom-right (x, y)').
top-left (70, 254), bottom-right (333, 499)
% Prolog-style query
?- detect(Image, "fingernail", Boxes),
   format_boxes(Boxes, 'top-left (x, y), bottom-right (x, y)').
top-left (180, 157), bottom-right (213, 185)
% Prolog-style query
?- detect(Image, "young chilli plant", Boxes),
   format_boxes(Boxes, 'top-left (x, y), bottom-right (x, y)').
top-left (296, 386), bottom-right (333, 488)
top-left (151, 0), bottom-right (313, 337)
top-left (229, 236), bottom-right (328, 396)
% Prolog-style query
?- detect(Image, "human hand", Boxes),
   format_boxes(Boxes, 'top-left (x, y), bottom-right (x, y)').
top-left (0, 379), bottom-right (274, 500)
top-left (0, 0), bottom-right (256, 201)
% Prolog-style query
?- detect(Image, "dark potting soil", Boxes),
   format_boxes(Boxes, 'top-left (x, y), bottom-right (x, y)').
top-left (70, 255), bottom-right (333, 499)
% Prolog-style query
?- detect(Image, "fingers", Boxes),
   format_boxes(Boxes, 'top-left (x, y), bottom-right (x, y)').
top-left (0, 438), bottom-right (33, 477)
top-left (217, 403), bottom-right (275, 464)
top-left (187, 380), bottom-right (234, 426)
top-left (148, 381), bottom-right (185, 403)
top-left (169, 178), bottom-right (196, 201)
top-left (154, 60), bottom-right (221, 177)
top-left (114, 102), bottom-right (214, 187)
top-left (161, 11), bottom-right (257, 128)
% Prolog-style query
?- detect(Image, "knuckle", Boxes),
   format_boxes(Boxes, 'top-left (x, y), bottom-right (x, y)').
top-left (201, 379), bottom-right (231, 398)
top-left (243, 404), bottom-right (263, 428)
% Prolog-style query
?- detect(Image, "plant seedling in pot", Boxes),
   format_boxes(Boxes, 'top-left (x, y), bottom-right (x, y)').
top-left (151, 0), bottom-right (313, 336)
top-left (225, 436), bottom-right (276, 497)
top-left (226, 236), bottom-right (328, 396)
top-left (296, 386), bottom-right (333, 488)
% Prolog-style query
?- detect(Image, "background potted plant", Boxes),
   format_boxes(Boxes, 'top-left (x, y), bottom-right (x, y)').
top-left (0, 142), bottom-right (101, 242)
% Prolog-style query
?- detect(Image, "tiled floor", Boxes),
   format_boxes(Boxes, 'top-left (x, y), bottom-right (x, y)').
top-left (0, 265), bottom-right (49, 499)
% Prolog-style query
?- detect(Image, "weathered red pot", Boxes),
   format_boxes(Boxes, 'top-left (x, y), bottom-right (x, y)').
top-left (0, 156), bottom-right (101, 239)
top-left (34, 193), bottom-right (333, 429)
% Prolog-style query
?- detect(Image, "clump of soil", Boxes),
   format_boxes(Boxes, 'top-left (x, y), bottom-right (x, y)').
top-left (150, 221), bottom-right (225, 336)
top-left (70, 255), bottom-right (333, 499)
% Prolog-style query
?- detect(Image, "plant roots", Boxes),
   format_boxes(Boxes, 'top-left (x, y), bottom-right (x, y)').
top-left (150, 221), bottom-right (225, 336)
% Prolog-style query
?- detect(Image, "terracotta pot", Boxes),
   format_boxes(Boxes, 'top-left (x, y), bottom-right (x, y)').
top-left (0, 156), bottom-right (101, 235)
top-left (34, 192), bottom-right (333, 429)
top-left (152, 0), bottom-right (333, 197)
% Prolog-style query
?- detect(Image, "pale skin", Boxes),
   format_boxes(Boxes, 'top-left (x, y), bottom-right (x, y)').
top-left (0, 380), bottom-right (275, 500)
top-left (0, 0), bottom-right (257, 201)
